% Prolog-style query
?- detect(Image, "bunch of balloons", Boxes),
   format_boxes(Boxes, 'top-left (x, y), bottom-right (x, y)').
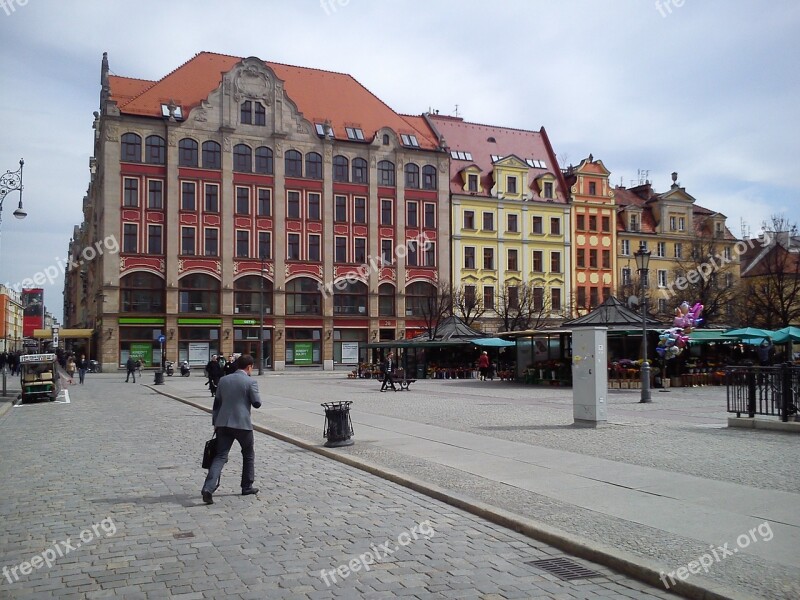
top-left (656, 301), bottom-right (703, 359)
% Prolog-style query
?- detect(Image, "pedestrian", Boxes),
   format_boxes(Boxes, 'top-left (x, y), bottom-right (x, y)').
top-left (125, 356), bottom-right (137, 383)
top-left (77, 354), bottom-right (88, 384)
top-left (205, 354), bottom-right (222, 396)
top-left (757, 339), bottom-right (773, 366)
top-left (66, 355), bottom-right (76, 385)
top-left (478, 351), bottom-right (490, 381)
top-left (201, 354), bottom-right (262, 504)
top-left (136, 358), bottom-right (143, 377)
top-left (380, 351), bottom-right (397, 392)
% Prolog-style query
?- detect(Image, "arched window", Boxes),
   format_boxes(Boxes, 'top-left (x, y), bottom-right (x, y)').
top-left (178, 273), bottom-right (220, 314)
top-left (178, 138), bottom-right (198, 167)
top-left (352, 158), bottom-right (368, 184)
top-left (254, 146), bottom-right (273, 174)
top-left (234, 275), bottom-right (273, 316)
top-left (334, 281), bottom-right (367, 315)
top-left (145, 135), bottom-right (165, 164)
top-left (233, 144), bottom-right (252, 173)
top-left (404, 163), bottom-right (420, 189)
top-left (378, 160), bottom-right (395, 186)
top-left (382, 134), bottom-right (390, 145)
top-left (285, 277), bottom-right (321, 315)
top-left (240, 100), bottom-right (252, 124)
top-left (120, 272), bottom-right (164, 313)
top-left (285, 150), bottom-right (302, 177)
top-left (305, 152), bottom-right (322, 179)
top-left (333, 155), bottom-right (349, 182)
top-left (121, 133), bottom-right (142, 163)
top-left (405, 281), bottom-right (436, 317)
top-left (422, 165), bottom-right (437, 190)
top-left (202, 141), bottom-right (221, 169)
top-left (379, 283), bottom-right (395, 317)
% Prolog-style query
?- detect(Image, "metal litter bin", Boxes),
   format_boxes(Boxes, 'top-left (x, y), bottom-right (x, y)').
top-left (154, 371), bottom-right (165, 385)
top-left (321, 401), bottom-right (354, 447)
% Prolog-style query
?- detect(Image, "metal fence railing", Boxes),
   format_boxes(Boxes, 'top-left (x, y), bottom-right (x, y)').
top-left (725, 365), bottom-right (800, 422)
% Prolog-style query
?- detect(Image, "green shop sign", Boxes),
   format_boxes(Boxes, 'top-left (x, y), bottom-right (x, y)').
top-left (129, 342), bottom-right (153, 366)
top-left (294, 342), bottom-right (313, 365)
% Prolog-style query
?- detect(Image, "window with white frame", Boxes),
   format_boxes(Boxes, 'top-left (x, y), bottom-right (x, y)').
top-left (658, 269), bottom-right (667, 288)
top-left (621, 239), bottom-right (630, 255)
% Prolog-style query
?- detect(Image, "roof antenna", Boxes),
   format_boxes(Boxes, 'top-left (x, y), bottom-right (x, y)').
top-left (454, 104), bottom-right (459, 118)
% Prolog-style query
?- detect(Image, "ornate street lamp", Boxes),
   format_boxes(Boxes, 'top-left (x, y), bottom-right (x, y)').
top-left (635, 248), bottom-right (652, 403)
top-left (0, 159), bottom-right (28, 224)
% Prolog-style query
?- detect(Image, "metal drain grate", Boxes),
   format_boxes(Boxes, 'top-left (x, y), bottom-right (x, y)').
top-left (173, 532), bottom-right (195, 539)
top-left (527, 557), bottom-right (602, 580)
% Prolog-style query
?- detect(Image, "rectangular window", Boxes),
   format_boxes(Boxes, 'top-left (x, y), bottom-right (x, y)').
top-left (205, 184), bottom-right (219, 213)
top-left (381, 239), bottom-right (393, 265)
top-left (724, 247), bottom-right (732, 260)
top-left (463, 210), bottom-right (475, 229)
top-left (602, 249), bottom-right (611, 269)
top-left (601, 216), bottom-right (610, 232)
top-left (236, 187), bottom-right (249, 215)
top-left (507, 176), bottom-right (517, 194)
top-left (577, 214), bottom-right (585, 230)
top-left (354, 238), bottom-right (367, 264)
top-left (287, 191), bottom-right (300, 219)
top-left (287, 233), bottom-right (300, 261)
top-left (603, 287), bottom-right (611, 302)
top-left (464, 247), bottom-right (476, 269)
top-left (674, 243), bottom-right (683, 258)
top-left (148, 225), bottom-right (162, 254)
top-left (148, 180), bottom-right (163, 209)
top-left (577, 248), bottom-right (585, 268)
top-left (484, 286), bottom-right (494, 310)
top-left (589, 181), bottom-right (596, 195)
top-left (622, 268), bottom-right (632, 286)
top-left (308, 234), bottom-right (321, 262)
top-left (381, 199), bottom-right (393, 225)
top-left (509, 286), bottom-right (520, 310)
top-left (532, 287), bottom-right (544, 311)
top-left (551, 288), bottom-right (562, 311)
top-left (656, 241), bottom-right (666, 257)
top-left (204, 228), bottom-right (218, 257)
top-left (507, 249), bottom-right (518, 271)
top-left (678, 216), bottom-right (686, 231)
top-left (354, 197), bottom-right (366, 224)
top-left (550, 251), bottom-right (561, 273)
top-left (589, 287), bottom-right (599, 308)
top-left (236, 230), bottom-right (249, 258)
top-left (123, 223), bottom-right (137, 253)
top-left (483, 248), bottom-right (494, 270)
top-left (589, 249), bottom-right (598, 268)
top-left (424, 242), bottom-right (436, 267)
top-left (468, 173), bottom-right (478, 192)
top-left (407, 240), bottom-right (418, 267)
top-left (658, 270), bottom-right (667, 288)
top-left (589, 215), bottom-right (597, 231)
top-left (307, 192), bottom-right (321, 220)
top-left (257, 188), bottom-right (271, 216)
top-left (254, 102), bottom-right (266, 126)
top-left (406, 201), bottom-right (418, 227)
top-left (258, 231), bottom-right (271, 260)
top-left (181, 227), bottom-right (195, 255)
top-left (482, 212), bottom-right (494, 231)
top-left (335, 195), bottom-right (347, 222)
top-left (181, 182), bottom-right (196, 211)
top-left (532, 250), bottom-right (543, 272)
top-left (629, 214), bottom-right (639, 231)
top-left (123, 178), bottom-right (139, 207)
top-left (424, 203), bottom-right (436, 229)
top-left (532, 216), bottom-right (543, 234)
top-left (621, 239), bottom-right (630, 255)
top-left (577, 287), bottom-right (587, 309)
top-left (507, 214), bottom-right (518, 232)
top-left (550, 218), bottom-right (561, 235)
top-left (335, 236), bottom-right (347, 263)
top-left (639, 240), bottom-right (649, 251)
top-left (658, 298), bottom-right (668, 313)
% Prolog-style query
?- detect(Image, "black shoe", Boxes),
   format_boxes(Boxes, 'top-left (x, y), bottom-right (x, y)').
top-left (202, 491), bottom-right (213, 504)
top-left (241, 487), bottom-right (259, 496)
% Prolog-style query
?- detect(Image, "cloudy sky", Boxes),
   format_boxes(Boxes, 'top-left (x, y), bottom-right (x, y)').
top-left (0, 0), bottom-right (797, 320)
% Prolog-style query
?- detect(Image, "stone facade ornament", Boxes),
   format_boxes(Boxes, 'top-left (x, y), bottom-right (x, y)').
top-left (223, 137), bottom-right (231, 151)
top-left (104, 126), bottom-right (118, 142)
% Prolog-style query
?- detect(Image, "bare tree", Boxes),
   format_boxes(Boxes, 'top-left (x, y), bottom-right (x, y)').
top-left (495, 281), bottom-right (554, 331)
top-left (736, 216), bottom-right (800, 328)
top-left (417, 281), bottom-right (453, 340)
top-left (452, 284), bottom-right (485, 327)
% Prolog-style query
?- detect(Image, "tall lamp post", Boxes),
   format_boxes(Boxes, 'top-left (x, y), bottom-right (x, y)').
top-left (258, 251), bottom-right (265, 376)
top-left (0, 159), bottom-right (28, 226)
top-left (635, 248), bottom-right (652, 403)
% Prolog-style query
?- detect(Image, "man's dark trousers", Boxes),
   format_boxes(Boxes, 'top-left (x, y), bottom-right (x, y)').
top-left (381, 371), bottom-right (396, 391)
top-left (202, 426), bottom-right (255, 493)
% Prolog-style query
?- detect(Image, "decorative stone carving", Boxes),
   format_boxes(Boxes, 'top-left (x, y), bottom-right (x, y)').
top-left (370, 156), bottom-right (377, 168)
top-left (104, 126), bottom-right (118, 142)
top-left (324, 147), bottom-right (332, 162)
top-left (439, 161), bottom-right (447, 173)
top-left (234, 64), bottom-right (272, 104)
top-left (193, 108), bottom-right (208, 122)
top-left (223, 137), bottom-right (231, 152)
top-left (275, 141), bottom-right (283, 157)
top-left (168, 132), bottom-right (177, 147)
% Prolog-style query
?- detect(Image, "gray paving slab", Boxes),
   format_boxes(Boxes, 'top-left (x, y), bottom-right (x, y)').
top-left (0, 374), bottom-right (683, 600)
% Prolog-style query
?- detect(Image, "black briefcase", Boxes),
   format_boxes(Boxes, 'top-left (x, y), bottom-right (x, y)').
top-left (202, 432), bottom-right (217, 469)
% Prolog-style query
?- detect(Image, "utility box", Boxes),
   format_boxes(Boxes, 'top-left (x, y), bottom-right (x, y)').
top-left (571, 326), bottom-right (608, 427)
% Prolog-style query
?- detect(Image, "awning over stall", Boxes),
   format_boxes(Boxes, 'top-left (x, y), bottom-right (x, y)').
top-left (471, 337), bottom-right (515, 347)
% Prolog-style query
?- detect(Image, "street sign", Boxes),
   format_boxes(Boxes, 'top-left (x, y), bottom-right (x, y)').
top-left (158, 334), bottom-right (166, 344)
top-left (52, 326), bottom-right (59, 347)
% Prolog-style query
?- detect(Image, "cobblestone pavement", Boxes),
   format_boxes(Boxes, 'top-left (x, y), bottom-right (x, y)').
top-left (154, 372), bottom-right (800, 599)
top-left (0, 376), bottom-right (679, 599)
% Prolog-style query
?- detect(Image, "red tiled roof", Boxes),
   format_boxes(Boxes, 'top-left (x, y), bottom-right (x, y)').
top-left (109, 52), bottom-right (438, 149)
top-left (428, 115), bottom-right (566, 201)
top-left (108, 75), bottom-right (153, 104)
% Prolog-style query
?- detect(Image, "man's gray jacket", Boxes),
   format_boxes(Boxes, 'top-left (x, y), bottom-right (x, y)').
top-left (212, 370), bottom-right (262, 430)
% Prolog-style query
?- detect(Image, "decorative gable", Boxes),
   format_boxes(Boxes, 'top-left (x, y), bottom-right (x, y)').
top-left (490, 154), bottom-right (529, 200)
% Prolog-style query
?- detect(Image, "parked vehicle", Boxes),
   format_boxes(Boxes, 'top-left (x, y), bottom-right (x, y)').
top-left (165, 361), bottom-right (175, 376)
top-left (87, 360), bottom-right (101, 373)
top-left (19, 353), bottom-right (60, 403)
top-left (180, 361), bottom-right (191, 377)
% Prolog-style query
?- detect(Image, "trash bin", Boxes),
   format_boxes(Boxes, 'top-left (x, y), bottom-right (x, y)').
top-left (154, 371), bottom-right (164, 385)
top-left (321, 401), bottom-right (354, 447)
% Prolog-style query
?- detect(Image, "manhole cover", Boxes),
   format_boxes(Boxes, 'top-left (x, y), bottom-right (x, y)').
top-left (173, 532), bottom-right (195, 539)
top-left (527, 557), bottom-right (602, 580)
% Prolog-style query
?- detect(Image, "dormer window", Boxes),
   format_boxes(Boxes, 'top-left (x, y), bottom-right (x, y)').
top-left (450, 150), bottom-right (473, 161)
top-left (543, 182), bottom-right (553, 199)
top-left (525, 158), bottom-right (546, 169)
top-left (315, 123), bottom-right (334, 138)
top-left (468, 174), bottom-right (478, 192)
top-left (629, 214), bottom-right (640, 232)
top-left (400, 134), bottom-right (419, 147)
top-left (345, 127), bottom-right (365, 141)
top-left (160, 104), bottom-right (183, 120)
top-left (507, 176), bottom-right (518, 195)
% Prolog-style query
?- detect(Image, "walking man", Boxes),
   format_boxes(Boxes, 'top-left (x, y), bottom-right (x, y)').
top-left (201, 354), bottom-right (262, 504)
top-left (380, 351), bottom-right (397, 392)
top-left (77, 354), bottom-right (88, 384)
top-left (125, 356), bottom-right (137, 383)
top-left (478, 351), bottom-right (490, 381)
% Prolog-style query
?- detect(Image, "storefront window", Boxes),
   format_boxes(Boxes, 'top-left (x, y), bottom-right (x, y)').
top-left (120, 272), bottom-right (165, 313)
top-left (234, 275), bottom-right (273, 315)
top-left (179, 273), bottom-right (220, 313)
top-left (234, 327), bottom-right (272, 368)
top-left (178, 327), bottom-right (219, 365)
top-left (285, 328), bottom-right (321, 365)
top-left (333, 329), bottom-right (367, 365)
top-left (119, 326), bottom-right (164, 367)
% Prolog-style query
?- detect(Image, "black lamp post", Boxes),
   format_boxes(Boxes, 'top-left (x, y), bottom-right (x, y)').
top-left (0, 159), bottom-right (28, 225)
top-left (635, 248), bottom-right (652, 403)
top-left (258, 251), bottom-right (265, 376)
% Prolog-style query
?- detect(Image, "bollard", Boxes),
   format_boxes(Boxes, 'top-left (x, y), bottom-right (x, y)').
top-left (154, 371), bottom-right (164, 385)
top-left (321, 401), bottom-right (354, 447)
